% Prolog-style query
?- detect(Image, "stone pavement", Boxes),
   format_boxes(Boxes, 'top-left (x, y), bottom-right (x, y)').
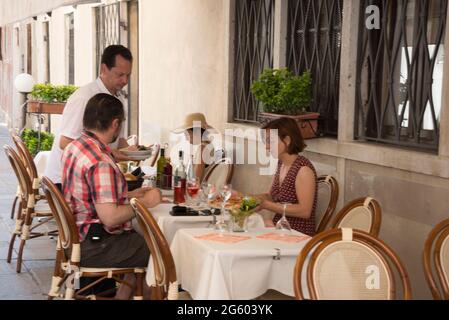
top-left (0, 123), bottom-right (56, 300)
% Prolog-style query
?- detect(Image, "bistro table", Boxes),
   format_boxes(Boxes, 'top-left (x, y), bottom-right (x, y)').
top-left (169, 228), bottom-right (311, 300)
top-left (137, 203), bottom-right (265, 245)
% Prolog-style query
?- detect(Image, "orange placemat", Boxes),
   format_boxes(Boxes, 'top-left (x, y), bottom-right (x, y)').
top-left (195, 233), bottom-right (251, 244)
top-left (256, 232), bottom-right (311, 243)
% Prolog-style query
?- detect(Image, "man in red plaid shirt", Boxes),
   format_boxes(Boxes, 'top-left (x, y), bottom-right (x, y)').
top-left (62, 93), bottom-right (161, 299)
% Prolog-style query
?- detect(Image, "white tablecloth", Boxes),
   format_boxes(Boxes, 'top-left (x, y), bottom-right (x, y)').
top-left (142, 204), bottom-right (265, 289)
top-left (170, 228), bottom-right (310, 300)
top-left (34, 151), bottom-right (51, 177)
top-left (145, 203), bottom-right (265, 245)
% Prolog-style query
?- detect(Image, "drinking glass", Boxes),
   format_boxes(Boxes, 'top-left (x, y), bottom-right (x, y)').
top-left (186, 177), bottom-right (200, 206)
top-left (276, 202), bottom-right (292, 235)
top-left (216, 184), bottom-right (232, 232)
top-left (201, 182), bottom-right (217, 228)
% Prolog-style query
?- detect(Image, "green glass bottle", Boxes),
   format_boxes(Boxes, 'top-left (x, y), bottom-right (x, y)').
top-left (156, 148), bottom-right (167, 188)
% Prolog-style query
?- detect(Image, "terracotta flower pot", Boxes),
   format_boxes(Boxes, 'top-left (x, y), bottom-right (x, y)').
top-left (27, 101), bottom-right (65, 114)
top-left (259, 111), bottom-right (320, 139)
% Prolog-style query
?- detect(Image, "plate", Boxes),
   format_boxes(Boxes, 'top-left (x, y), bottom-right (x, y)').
top-left (121, 149), bottom-right (153, 157)
top-left (125, 154), bottom-right (152, 161)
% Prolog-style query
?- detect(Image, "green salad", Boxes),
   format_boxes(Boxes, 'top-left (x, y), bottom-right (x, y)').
top-left (240, 196), bottom-right (261, 212)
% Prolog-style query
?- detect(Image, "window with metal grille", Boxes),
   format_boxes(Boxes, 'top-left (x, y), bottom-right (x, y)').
top-left (66, 13), bottom-right (75, 84)
top-left (0, 27), bottom-right (3, 61)
top-left (287, 0), bottom-right (343, 136)
top-left (355, 0), bottom-right (448, 151)
top-left (233, 0), bottom-right (275, 124)
top-left (95, 2), bottom-right (121, 77)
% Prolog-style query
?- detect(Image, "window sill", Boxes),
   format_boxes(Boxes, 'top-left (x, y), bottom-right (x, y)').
top-left (224, 122), bottom-right (449, 179)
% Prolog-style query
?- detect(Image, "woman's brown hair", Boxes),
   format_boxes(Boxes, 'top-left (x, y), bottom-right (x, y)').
top-left (261, 117), bottom-right (306, 154)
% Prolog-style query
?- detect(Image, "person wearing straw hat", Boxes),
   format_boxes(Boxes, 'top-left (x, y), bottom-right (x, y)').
top-left (172, 113), bottom-right (223, 181)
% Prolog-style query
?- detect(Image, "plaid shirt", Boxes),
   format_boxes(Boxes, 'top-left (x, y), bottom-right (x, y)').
top-left (61, 131), bottom-right (132, 242)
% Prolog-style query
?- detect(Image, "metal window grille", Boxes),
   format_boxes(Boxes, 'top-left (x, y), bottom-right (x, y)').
top-left (286, 0), bottom-right (343, 136)
top-left (0, 27), bottom-right (3, 61)
top-left (66, 13), bottom-right (75, 85)
top-left (95, 3), bottom-right (121, 76)
top-left (233, 0), bottom-right (275, 123)
top-left (355, 0), bottom-right (448, 151)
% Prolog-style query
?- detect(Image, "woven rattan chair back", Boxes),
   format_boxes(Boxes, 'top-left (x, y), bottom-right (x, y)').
top-left (315, 175), bottom-right (339, 233)
top-left (330, 197), bottom-right (382, 236)
top-left (11, 133), bottom-right (39, 182)
top-left (294, 228), bottom-right (412, 300)
top-left (130, 198), bottom-right (178, 300)
top-left (4, 145), bottom-right (32, 202)
top-left (148, 144), bottom-right (161, 167)
top-left (202, 158), bottom-right (234, 186)
top-left (42, 177), bottom-right (78, 252)
top-left (423, 218), bottom-right (449, 299)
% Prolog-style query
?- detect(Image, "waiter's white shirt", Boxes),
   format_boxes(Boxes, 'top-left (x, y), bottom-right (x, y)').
top-left (44, 78), bottom-right (126, 184)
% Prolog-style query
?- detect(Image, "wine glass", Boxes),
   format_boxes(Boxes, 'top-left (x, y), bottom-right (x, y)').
top-left (216, 184), bottom-right (232, 232)
top-left (186, 177), bottom-right (200, 207)
top-left (201, 182), bottom-right (217, 227)
top-left (276, 202), bottom-right (292, 235)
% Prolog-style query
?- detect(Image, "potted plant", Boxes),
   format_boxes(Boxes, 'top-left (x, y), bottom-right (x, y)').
top-left (27, 83), bottom-right (78, 114)
top-left (21, 129), bottom-right (55, 156)
top-left (251, 68), bottom-right (319, 139)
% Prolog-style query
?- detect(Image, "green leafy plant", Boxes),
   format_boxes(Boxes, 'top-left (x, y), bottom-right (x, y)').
top-left (251, 68), bottom-right (312, 115)
top-left (30, 83), bottom-right (78, 103)
top-left (21, 129), bottom-right (54, 156)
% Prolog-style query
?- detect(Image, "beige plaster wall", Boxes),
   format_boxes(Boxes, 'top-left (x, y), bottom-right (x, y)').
top-left (138, 0), bottom-right (227, 157)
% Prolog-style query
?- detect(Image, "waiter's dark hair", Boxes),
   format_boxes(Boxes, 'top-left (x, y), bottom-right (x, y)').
top-left (101, 45), bottom-right (133, 69)
top-left (83, 93), bottom-right (124, 132)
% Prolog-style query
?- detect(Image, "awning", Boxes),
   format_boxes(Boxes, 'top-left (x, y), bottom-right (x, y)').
top-left (0, 0), bottom-right (101, 26)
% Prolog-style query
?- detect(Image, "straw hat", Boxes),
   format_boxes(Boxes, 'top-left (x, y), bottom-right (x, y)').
top-left (172, 113), bottom-right (216, 134)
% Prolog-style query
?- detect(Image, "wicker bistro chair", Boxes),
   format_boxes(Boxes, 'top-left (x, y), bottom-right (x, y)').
top-left (315, 175), bottom-right (339, 233)
top-left (42, 176), bottom-right (147, 300)
top-left (328, 197), bottom-right (382, 237)
top-left (147, 144), bottom-right (161, 167)
top-left (130, 198), bottom-right (178, 300)
top-left (423, 218), bottom-right (449, 300)
top-left (202, 158), bottom-right (234, 186)
top-left (294, 228), bottom-right (412, 300)
top-left (9, 130), bottom-right (46, 219)
top-left (3, 146), bottom-right (57, 273)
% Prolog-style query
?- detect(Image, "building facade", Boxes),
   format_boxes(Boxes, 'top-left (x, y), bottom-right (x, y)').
top-left (1, 0), bottom-right (449, 299)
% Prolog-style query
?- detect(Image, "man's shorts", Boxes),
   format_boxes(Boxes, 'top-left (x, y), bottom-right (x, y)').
top-left (80, 226), bottom-right (150, 268)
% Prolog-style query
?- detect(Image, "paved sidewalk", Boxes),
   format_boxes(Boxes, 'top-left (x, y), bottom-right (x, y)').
top-left (0, 123), bottom-right (55, 300)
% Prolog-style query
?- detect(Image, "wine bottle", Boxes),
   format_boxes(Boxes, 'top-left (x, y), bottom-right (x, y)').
top-left (156, 148), bottom-right (167, 188)
top-left (163, 158), bottom-right (173, 189)
top-left (174, 151), bottom-right (186, 191)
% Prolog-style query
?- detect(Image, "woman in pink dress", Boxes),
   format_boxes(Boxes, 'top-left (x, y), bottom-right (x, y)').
top-left (256, 117), bottom-right (317, 236)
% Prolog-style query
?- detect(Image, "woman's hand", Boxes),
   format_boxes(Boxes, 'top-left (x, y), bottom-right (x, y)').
top-left (264, 219), bottom-right (275, 228)
top-left (254, 199), bottom-right (268, 212)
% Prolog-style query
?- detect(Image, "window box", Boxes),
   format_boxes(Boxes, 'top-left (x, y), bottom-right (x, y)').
top-left (27, 101), bottom-right (65, 114)
top-left (259, 111), bottom-right (320, 139)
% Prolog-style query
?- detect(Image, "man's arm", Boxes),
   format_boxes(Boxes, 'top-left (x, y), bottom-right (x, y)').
top-left (95, 189), bottom-right (162, 227)
top-left (59, 135), bottom-right (74, 150)
top-left (117, 137), bottom-right (129, 149)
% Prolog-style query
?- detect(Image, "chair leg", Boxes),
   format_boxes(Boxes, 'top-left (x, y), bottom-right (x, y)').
top-left (16, 207), bottom-right (33, 273)
top-left (48, 242), bottom-right (64, 300)
top-left (16, 238), bottom-right (26, 273)
top-left (10, 196), bottom-right (18, 220)
top-left (6, 232), bottom-right (17, 263)
top-left (8, 201), bottom-right (24, 263)
top-left (134, 273), bottom-right (144, 300)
